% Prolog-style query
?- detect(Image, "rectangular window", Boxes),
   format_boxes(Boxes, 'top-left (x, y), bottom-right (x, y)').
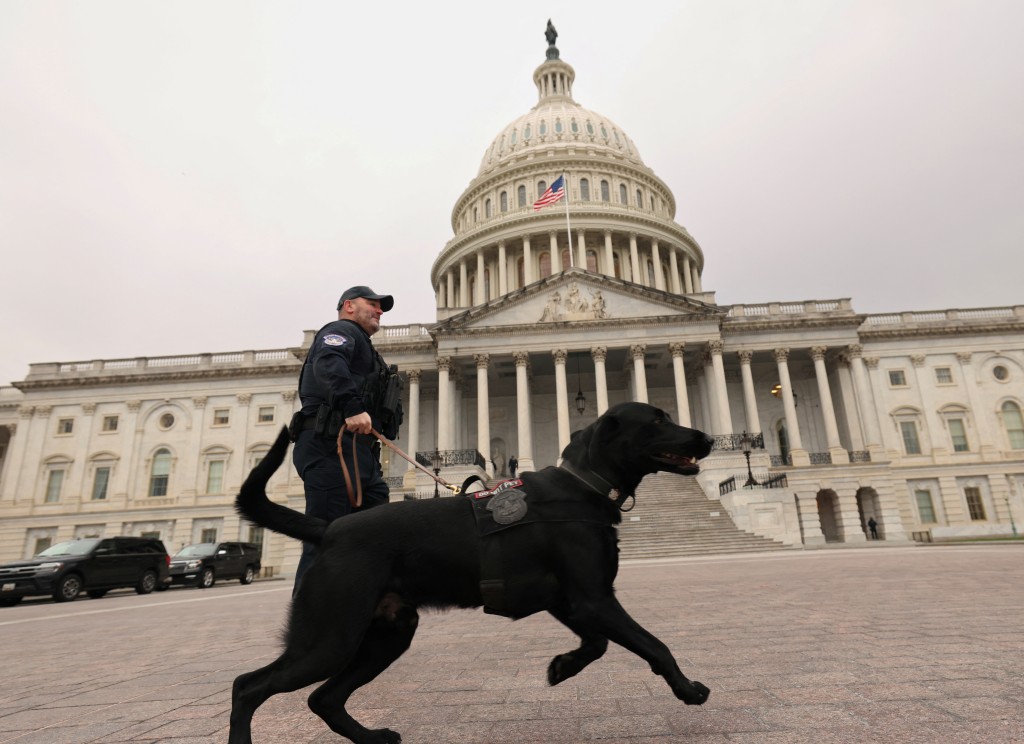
top-left (206, 460), bottom-right (225, 494)
top-left (213, 409), bottom-right (230, 426)
top-left (45, 470), bottom-right (65, 502)
top-left (964, 486), bottom-right (986, 521)
top-left (258, 406), bottom-right (275, 423)
top-left (900, 421), bottom-right (921, 455)
top-left (949, 419), bottom-right (969, 452)
top-left (102, 415), bottom-right (119, 432)
top-left (141, 531), bottom-right (161, 540)
top-left (935, 367), bottom-right (953, 384)
top-left (888, 370), bottom-right (907, 387)
top-left (914, 489), bottom-right (936, 523)
top-left (57, 418), bottom-right (74, 435)
top-left (200, 528), bottom-right (218, 543)
top-left (248, 525), bottom-right (264, 551)
top-left (92, 467), bottom-right (110, 500)
top-left (33, 537), bottom-right (52, 555)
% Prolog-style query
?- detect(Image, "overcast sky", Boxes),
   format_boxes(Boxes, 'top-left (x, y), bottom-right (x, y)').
top-left (2, 1), bottom-right (1021, 388)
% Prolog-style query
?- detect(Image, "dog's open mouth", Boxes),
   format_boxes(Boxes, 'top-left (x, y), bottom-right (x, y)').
top-left (653, 453), bottom-right (700, 473)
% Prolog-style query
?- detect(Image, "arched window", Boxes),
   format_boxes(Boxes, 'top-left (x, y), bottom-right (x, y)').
top-left (555, 119), bottom-right (563, 134)
top-left (539, 252), bottom-right (551, 278)
top-left (586, 250), bottom-right (598, 272)
top-left (619, 184), bottom-right (628, 204)
top-left (537, 180), bottom-right (547, 198)
top-left (149, 448), bottom-right (171, 497)
top-left (539, 120), bottom-right (547, 136)
top-left (1003, 401), bottom-right (1024, 449)
top-left (485, 199), bottom-right (492, 218)
top-left (580, 178), bottom-right (590, 201)
top-left (636, 189), bottom-right (643, 208)
top-left (500, 191), bottom-right (508, 213)
top-left (517, 185), bottom-right (526, 207)
top-left (600, 180), bottom-right (610, 202)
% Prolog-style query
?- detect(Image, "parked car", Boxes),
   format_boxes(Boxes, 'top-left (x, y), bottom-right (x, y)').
top-left (0, 536), bottom-right (171, 606)
top-left (168, 542), bottom-right (261, 588)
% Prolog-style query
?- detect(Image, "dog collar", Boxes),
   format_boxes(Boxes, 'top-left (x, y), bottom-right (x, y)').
top-left (559, 461), bottom-right (617, 498)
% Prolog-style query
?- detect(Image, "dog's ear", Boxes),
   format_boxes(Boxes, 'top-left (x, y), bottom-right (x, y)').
top-left (587, 413), bottom-right (620, 465)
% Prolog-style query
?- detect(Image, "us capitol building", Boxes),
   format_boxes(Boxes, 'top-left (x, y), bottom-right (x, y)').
top-left (2, 30), bottom-right (1022, 575)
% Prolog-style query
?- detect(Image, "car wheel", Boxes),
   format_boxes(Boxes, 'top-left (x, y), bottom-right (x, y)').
top-left (199, 567), bottom-right (215, 589)
top-left (0, 596), bottom-right (23, 607)
top-left (53, 574), bottom-right (83, 602)
top-left (135, 570), bottom-right (158, 595)
top-left (87, 589), bottom-right (109, 599)
top-left (240, 566), bottom-right (256, 585)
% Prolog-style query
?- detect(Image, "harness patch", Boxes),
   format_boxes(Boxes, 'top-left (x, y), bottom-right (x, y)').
top-left (487, 489), bottom-right (527, 524)
top-left (471, 478), bottom-right (523, 499)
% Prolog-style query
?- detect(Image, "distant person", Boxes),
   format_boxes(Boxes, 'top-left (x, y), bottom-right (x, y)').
top-left (868, 517), bottom-right (879, 540)
top-left (508, 455), bottom-right (518, 478)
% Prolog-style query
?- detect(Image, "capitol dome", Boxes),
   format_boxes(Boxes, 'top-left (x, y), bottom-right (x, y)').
top-left (477, 57), bottom-right (645, 176)
top-left (432, 24), bottom-right (706, 319)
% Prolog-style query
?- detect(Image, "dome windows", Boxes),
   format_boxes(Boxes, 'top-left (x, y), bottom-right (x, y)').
top-left (580, 178), bottom-right (590, 201)
top-left (500, 191), bottom-right (508, 213)
top-left (485, 199), bottom-right (492, 218)
top-left (571, 119), bottom-right (579, 134)
top-left (600, 180), bottom-right (610, 202)
top-left (517, 185), bottom-right (526, 208)
top-left (619, 184), bottom-right (628, 204)
top-left (635, 188), bottom-right (643, 208)
top-left (555, 119), bottom-right (563, 134)
top-left (510, 130), bottom-right (517, 146)
top-left (539, 120), bottom-right (547, 136)
top-left (524, 124), bottom-right (532, 140)
top-left (600, 124), bottom-right (608, 140)
top-left (586, 120), bottom-right (594, 135)
top-left (538, 180), bottom-right (547, 196)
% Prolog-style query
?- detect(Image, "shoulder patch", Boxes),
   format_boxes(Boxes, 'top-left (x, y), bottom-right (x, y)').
top-left (323, 334), bottom-right (346, 347)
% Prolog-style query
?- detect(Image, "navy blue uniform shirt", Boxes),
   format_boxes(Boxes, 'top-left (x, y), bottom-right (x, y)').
top-left (298, 319), bottom-right (380, 421)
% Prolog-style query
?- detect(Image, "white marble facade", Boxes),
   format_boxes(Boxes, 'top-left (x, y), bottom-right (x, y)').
top-left (2, 38), bottom-right (1023, 574)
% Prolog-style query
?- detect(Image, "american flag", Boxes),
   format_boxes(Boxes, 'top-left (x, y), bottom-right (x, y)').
top-left (533, 175), bottom-right (566, 211)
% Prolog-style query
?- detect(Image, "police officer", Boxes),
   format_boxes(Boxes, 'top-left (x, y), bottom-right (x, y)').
top-left (290, 286), bottom-right (403, 590)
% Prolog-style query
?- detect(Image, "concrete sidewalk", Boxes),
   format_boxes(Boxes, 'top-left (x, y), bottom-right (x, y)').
top-left (0, 544), bottom-right (1022, 743)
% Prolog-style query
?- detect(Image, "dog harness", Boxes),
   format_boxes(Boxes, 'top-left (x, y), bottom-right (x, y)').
top-left (467, 476), bottom-right (613, 618)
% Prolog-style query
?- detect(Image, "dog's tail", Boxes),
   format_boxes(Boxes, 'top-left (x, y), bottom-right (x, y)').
top-left (235, 426), bottom-right (327, 546)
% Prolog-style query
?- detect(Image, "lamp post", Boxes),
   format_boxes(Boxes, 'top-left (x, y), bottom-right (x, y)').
top-left (741, 430), bottom-right (759, 488)
top-left (1006, 494), bottom-right (1018, 537)
top-left (574, 352), bottom-right (587, 415)
top-left (430, 450), bottom-right (442, 499)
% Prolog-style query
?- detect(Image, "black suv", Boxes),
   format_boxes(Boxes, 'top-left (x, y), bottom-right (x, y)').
top-left (168, 542), bottom-right (261, 588)
top-left (0, 536), bottom-right (171, 606)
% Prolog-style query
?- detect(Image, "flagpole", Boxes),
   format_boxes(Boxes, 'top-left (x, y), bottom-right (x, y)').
top-left (563, 173), bottom-right (574, 268)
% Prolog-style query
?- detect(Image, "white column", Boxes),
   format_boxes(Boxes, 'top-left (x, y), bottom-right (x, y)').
top-left (811, 346), bottom-right (849, 464)
top-left (523, 235), bottom-right (534, 285)
top-left (513, 351), bottom-right (534, 472)
top-left (550, 231), bottom-right (562, 273)
top-left (846, 345), bottom-right (882, 455)
top-left (72, 403), bottom-right (98, 500)
top-left (436, 357), bottom-right (451, 451)
top-left (628, 233), bottom-right (640, 284)
top-left (446, 270), bottom-right (455, 309)
top-left (475, 354), bottom-right (492, 477)
top-left (702, 352), bottom-right (720, 432)
top-left (591, 346), bottom-right (609, 415)
top-left (458, 261), bottom-right (469, 307)
top-left (405, 370), bottom-right (421, 471)
top-left (497, 241), bottom-right (507, 296)
top-left (709, 340), bottom-right (733, 434)
top-left (682, 254), bottom-right (694, 294)
top-left (956, 351), bottom-right (998, 460)
top-left (603, 230), bottom-right (614, 279)
top-left (0, 409), bottom-right (33, 502)
top-left (651, 239), bottom-right (665, 290)
top-left (910, 354), bottom-right (948, 457)
top-left (668, 247), bottom-right (681, 294)
top-left (630, 344), bottom-right (648, 403)
top-left (553, 349), bottom-right (570, 456)
top-left (476, 250), bottom-right (486, 305)
top-left (692, 265), bottom-right (703, 292)
top-left (774, 348), bottom-right (808, 465)
top-left (452, 376), bottom-right (463, 451)
top-left (669, 342), bottom-right (691, 427)
top-left (737, 350), bottom-right (761, 434)
top-left (577, 228), bottom-right (587, 270)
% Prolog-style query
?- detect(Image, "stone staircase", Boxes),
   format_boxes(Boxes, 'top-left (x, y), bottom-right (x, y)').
top-left (483, 472), bottom-right (793, 560)
top-left (616, 472), bottom-right (794, 560)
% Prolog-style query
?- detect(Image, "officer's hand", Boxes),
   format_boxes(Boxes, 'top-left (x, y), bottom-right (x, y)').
top-left (345, 412), bottom-right (373, 435)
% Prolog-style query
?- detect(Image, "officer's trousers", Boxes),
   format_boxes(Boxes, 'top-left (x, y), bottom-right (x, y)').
top-left (291, 429), bottom-right (389, 592)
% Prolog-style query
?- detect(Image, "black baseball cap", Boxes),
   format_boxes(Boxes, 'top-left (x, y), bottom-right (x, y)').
top-left (337, 286), bottom-right (394, 312)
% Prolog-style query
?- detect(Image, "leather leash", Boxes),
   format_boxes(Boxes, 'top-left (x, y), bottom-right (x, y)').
top-left (337, 427), bottom-right (463, 508)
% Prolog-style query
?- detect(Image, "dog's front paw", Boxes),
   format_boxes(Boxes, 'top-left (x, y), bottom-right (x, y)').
top-left (679, 680), bottom-right (710, 706)
top-left (547, 653), bottom-right (582, 686)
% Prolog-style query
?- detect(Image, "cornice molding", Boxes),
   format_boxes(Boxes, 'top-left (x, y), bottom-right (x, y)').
top-left (12, 364), bottom-right (301, 393)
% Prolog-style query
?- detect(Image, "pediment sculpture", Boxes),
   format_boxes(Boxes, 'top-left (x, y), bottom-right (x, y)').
top-left (538, 282), bottom-right (610, 322)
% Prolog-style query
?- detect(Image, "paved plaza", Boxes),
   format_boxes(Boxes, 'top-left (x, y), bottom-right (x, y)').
top-left (0, 543), bottom-right (1022, 743)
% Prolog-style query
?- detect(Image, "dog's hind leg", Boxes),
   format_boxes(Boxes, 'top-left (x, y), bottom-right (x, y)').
top-left (545, 606), bottom-right (609, 686)
top-left (307, 598), bottom-right (419, 744)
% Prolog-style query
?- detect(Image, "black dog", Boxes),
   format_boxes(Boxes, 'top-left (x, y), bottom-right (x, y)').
top-left (230, 402), bottom-right (714, 744)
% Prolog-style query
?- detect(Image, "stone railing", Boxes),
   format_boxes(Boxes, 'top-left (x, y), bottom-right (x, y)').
top-left (719, 472), bottom-right (788, 496)
top-left (30, 349), bottom-right (299, 380)
top-left (415, 449), bottom-right (487, 470)
top-left (863, 306), bottom-right (1023, 326)
top-left (711, 433), bottom-right (765, 451)
top-left (727, 299), bottom-right (853, 318)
